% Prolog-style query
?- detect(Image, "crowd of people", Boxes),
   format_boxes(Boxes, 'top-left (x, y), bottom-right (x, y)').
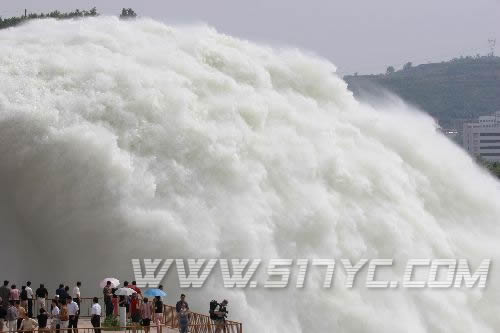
top-left (0, 280), bottom-right (231, 333)
top-left (0, 280), bottom-right (81, 333)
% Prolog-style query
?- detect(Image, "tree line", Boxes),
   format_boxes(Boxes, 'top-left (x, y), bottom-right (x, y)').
top-left (0, 7), bottom-right (138, 30)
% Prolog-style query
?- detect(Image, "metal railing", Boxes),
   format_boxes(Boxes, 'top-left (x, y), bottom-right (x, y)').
top-left (163, 305), bottom-right (242, 333)
top-left (27, 298), bottom-right (242, 333)
top-left (33, 298), bottom-right (105, 318)
top-left (13, 321), bottom-right (242, 333)
top-left (15, 325), bottom-right (164, 333)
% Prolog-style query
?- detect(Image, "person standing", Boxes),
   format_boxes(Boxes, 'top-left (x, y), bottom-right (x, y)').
top-left (118, 296), bottom-right (127, 330)
top-left (36, 284), bottom-right (48, 315)
top-left (6, 301), bottom-right (18, 333)
top-left (130, 282), bottom-right (142, 299)
top-left (8, 286), bottom-right (19, 302)
top-left (59, 299), bottom-right (69, 331)
top-left (102, 281), bottom-right (113, 318)
top-left (140, 298), bottom-right (152, 333)
top-left (0, 297), bottom-right (6, 332)
top-left (153, 296), bottom-right (163, 332)
top-left (72, 282), bottom-right (81, 310)
top-left (50, 299), bottom-right (60, 333)
top-left (15, 301), bottom-right (27, 330)
top-left (214, 300), bottom-right (229, 333)
top-left (37, 308), bottom-right (49, 332)
top-left (175, 295), bottom-right (189, 313)
top-left (20, 286), bottom-right (28, 312)
top-left (129, 294), bottom-right (140, 333)
top-left (0, 282), bottom-right (9, 311)
top-left (55, 285), bottom-right (65, 299)
top-left (112, 291), bottom-right (119, 317)
top-left (178, 306), bottom-right (190, 333)
top-left (25, 282), bottom-right (34, 318)
top-left (122, 282), bottom-right (131, 315)
top-left (67, 296), bottom-right (79, 333)
top-left (90, 297), bottom-right (101, 333)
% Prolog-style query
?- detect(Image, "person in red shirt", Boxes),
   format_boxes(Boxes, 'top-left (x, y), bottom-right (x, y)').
top-left (129, 294), bottom-right (140, 333)
top-left (130, 282), bottom-right (142, 299)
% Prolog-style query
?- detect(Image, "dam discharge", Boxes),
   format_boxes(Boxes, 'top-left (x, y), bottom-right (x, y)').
top-left (0, 17), bottom-right (499, 332)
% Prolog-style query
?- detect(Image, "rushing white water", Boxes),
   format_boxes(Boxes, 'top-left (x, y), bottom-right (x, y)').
top-left (1, 17), bottom-right (499, 332)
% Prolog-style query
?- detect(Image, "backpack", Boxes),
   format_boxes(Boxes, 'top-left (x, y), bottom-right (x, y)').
top-left (209, 300), bottom-right (218, 320)
top-left (21, 289), bottom-right (28, 301)
top-left (60, 307), bottom-right (69, 321)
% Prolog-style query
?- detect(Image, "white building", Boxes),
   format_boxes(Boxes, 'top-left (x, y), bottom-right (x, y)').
top-left (463, 111), bottom-right (500, 161)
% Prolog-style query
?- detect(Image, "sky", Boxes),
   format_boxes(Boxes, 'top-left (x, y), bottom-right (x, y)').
top-left (1, 0), bottom-right (499, 75)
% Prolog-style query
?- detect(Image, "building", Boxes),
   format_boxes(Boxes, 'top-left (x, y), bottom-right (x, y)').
top-left (463, 111), bottom-right (500, 161)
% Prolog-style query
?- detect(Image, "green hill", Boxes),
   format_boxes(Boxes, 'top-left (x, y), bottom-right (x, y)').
top-left (344, 56), bottom-right (500, 128)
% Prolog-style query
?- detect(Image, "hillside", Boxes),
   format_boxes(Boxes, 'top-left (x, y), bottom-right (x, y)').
top-left (344, 56), bottom-right (500, 128)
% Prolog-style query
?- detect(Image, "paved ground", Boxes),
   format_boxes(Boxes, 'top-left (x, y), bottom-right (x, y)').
top-left (76, 318), bottom-right (178, 333)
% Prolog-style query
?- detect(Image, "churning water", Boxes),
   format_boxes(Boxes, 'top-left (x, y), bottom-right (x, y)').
top-left (0, 17), bottom-right (499, 332)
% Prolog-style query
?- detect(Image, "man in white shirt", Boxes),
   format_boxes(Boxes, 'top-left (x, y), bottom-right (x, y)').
top-left (90, 297), bottom-right (101, 333)
top-left (72, 282), bottom-right (81, 317)
top-left (72, 283), bottom-right (81, 302)
top-left (25, 282), bottom-right (34, 318)
top-left (67, 296), bottom-right (79, 333)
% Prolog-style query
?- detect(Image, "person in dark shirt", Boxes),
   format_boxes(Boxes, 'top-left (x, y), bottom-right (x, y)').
top-left (37, 308), bottom-right (48, 328)
top-left (56, 284), bottom-right (65, 297)
top-left (175, 294), bottom-right (189, 313)
top-left (20, 286), bottom-right (28, 310)
top-left (35, 284), bottom-right (48, 315)
top-left (0, 297), bottom-right (7, 332)
top-left (57, 286), bottom-right (69, 302)
top-left (0, 281), bottom-right (10, 310)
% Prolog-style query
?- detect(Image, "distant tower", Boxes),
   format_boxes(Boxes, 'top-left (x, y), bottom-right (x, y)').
top-left (24, 9), bottom-right (27, 17)
top-left (488, 39), bottom-right (496, 57)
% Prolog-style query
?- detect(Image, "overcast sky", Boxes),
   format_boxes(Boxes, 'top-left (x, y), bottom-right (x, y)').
top-left (1, 0), bottom-right (499, 75)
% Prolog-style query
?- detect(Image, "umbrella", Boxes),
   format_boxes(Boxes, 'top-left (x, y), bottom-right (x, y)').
top-left (99, 278), bottom-right (120, 288)
top-left (115, 288), bottom-right (137, 296)
top-left (144, 289), bottom-right (167, 297)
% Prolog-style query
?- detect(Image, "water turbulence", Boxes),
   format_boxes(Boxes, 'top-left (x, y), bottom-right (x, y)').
top-left (0, 17), bottom-right (499, 333)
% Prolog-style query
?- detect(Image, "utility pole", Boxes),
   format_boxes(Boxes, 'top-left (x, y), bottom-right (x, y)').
top-left (488, 39), bottom-right (496, 57)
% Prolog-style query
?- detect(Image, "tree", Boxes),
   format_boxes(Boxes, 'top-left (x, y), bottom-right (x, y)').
top-left (386, 66), bottom-right (395, 75)
top-left (120, 8), bottom-right (137, 19)
top-left (403, 62), bottom-right (413, 71)
top-left (0, 8), bottom-right (100, 30)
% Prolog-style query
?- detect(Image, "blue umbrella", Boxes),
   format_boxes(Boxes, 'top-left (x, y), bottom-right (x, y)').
top-left (144, 289), bottom-right (167, 297)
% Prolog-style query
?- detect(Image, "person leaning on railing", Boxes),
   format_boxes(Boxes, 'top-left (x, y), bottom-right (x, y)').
top-left (35, 284), bottom-right (48, 315)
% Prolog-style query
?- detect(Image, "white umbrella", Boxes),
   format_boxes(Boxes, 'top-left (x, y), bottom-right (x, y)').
top-left (100, 278), bottom-right (120, 288)
top-left (115, 288), bottom-right (136, 296)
